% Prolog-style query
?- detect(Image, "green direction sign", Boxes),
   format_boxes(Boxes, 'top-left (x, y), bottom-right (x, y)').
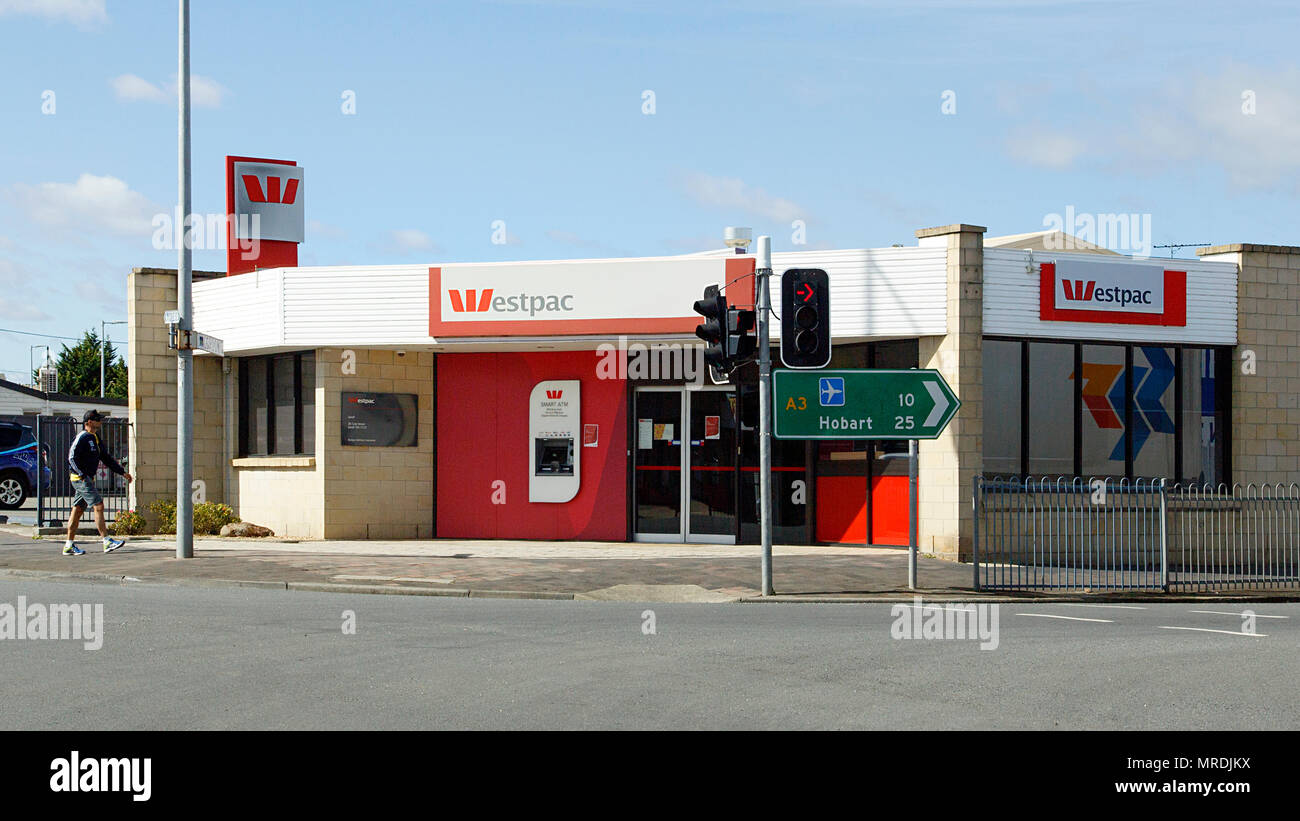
top-left (773, 369), bottom-right (961, 440)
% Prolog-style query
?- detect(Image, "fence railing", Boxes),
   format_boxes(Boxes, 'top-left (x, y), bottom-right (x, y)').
top-left (973, 476), bottom-right (1300, 592)
top-left (34, 416), bottom-right (131, 527)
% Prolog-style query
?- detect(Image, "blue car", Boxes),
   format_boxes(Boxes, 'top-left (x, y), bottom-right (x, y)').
top-left (0, 421), bottom-right (51, 510)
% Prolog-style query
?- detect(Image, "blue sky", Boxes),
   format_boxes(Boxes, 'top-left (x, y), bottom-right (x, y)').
top-left (1, 0), bottom-right (1298, 382)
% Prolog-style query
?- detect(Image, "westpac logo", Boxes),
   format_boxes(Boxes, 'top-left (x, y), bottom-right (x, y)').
top-left (1061, 280), bottom-right (1094, 301)
top-left (241, 174), bottom-right (299, 205)
top-left (546, 389), bottom-right (563, 399)
top-left (1061, 278), bottom-right (1154, 308)
top-left (448, 288), bottom-right (494, 312)
top-left (447, 288), bottom-right (575, 317)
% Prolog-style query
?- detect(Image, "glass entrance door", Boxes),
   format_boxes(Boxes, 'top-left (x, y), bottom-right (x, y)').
top-left (633, 386), bottom-right (737, 543)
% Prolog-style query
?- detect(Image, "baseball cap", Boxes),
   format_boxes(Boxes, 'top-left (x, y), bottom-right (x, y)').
top-left (83, 409), bottom-right (104, 423)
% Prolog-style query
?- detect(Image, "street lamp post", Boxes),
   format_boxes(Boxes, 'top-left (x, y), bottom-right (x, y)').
top-left (29, 344), bottom-right (48, 389)
top-left (100, 320), bottom-right (127, 398)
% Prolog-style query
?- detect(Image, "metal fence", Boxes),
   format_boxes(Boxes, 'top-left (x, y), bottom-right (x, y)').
top-left (973, 476), bottom-right (1300, 592)
top-left (34, 416), bottom-right (131, 527)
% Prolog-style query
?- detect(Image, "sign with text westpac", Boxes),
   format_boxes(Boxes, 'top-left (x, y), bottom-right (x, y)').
top-left (341, 392), bottom-right (417, 447)
top-left (1040, 259), bottom-right (1185, 326)
top-left (428, 256), bottom-right (755, 337)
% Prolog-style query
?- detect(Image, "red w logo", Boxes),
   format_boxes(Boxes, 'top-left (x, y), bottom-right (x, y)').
top-left (242, 175), bottom-right (300, 204)
top-left (448, 289), bottom-right (494, 312)
top-left (1061, 279), bottom-right (1095, 301)
top-left (546, 390), bottom-right (563, 399)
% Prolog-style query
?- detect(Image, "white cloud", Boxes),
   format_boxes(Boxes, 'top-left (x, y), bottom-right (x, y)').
top-left (1005, 127), bottom-right (1088, 170)
top-left (8, 173), bottom-right (160, 239)
top-left (110, 74), bottom-right (166, 103)
top-left (0, 0), bottom-right (106, 27)
top-left (110, 73), bottom-right (228, 108)
top-left (0, 302), bottom-right (52, 322)
top-left (382, 229), bottom-right (439, 253)
top-left (307, 219), bottom-right (348, 240)
top-left (1001, 63), bottom-right (1300, 192)
top-left (545, 230), bottom-right (628, 256)
top-left (1124, 64), bottom-right (1300, 191)
top-left (680, 172), bottom-right (808, 223)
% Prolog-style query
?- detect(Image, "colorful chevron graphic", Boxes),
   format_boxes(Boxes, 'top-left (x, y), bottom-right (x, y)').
top-left (1073, 347), bottom-right (1174, 462)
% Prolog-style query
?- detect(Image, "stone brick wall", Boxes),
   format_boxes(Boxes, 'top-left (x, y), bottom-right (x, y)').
top-left (1198, 243), bottom-right (1300, 484)
top-left (318, 347), bottom-right (434, 539)
top-left (914, 225), bottom-right (985, 561)
top-left (126, 268), bottom-right (226, 526)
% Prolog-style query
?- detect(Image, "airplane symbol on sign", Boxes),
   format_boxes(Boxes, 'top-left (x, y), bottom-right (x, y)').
top-left (796, 284), bottom-right (815, 303)
top-left (819, 377), bottom-right (845, 406)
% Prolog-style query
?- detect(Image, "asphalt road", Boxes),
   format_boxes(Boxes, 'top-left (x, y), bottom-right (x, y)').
top-left (1, 578), bottom-right (1296, 730)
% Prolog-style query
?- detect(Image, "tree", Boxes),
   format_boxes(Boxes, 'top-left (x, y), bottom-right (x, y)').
top-left (34, 330), bottom-right (128, 400)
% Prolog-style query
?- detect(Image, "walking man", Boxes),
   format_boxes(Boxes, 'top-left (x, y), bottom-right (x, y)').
top-left (64, 410), bottom-right (133, 556)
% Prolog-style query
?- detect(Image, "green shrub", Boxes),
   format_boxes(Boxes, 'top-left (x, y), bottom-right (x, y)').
top-left (147, 499), bottom-right (176, 535)
top-left (111, 509), bottom-right (147, 536)
top-left (193, 502), bottom-right (240, 535)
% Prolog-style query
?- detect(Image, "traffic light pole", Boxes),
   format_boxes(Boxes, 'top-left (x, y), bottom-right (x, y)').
top-left (756, 236), bottom-right (774, 596)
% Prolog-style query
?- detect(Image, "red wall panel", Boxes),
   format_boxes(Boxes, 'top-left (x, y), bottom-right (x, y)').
top-left (436, 351), bottom-right (627, 540)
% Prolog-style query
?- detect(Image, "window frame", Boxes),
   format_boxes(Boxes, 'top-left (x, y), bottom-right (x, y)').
top-left (983, 335), bottom-right (1231, 483)
top-left (237, 351), bottom-right (316, 457)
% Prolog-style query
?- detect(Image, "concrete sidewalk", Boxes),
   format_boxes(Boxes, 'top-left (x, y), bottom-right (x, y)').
top-left (1, 527), bottom-right (1296, 602)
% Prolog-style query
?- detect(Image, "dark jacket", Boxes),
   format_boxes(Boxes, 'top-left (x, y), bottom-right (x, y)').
top-left (67, 429), bottom-right (124, 482)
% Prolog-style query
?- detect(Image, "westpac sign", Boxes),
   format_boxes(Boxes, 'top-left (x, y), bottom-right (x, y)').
top-left (1040, 259), bottom-right (1185, 327)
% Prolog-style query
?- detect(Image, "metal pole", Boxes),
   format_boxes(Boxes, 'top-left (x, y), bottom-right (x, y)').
top-left (756, 235), bottom-right (774, 596)
top-left (1159, 477), bottom-right (1169, 591)
top-left (35, 415), bottom-right (43, 528)
top-left (99, 320), bottom-right (105, 398)
top-left (908, 438), bottom-right (918, 589)
top-left (176, 0), bottom-right (194, 559)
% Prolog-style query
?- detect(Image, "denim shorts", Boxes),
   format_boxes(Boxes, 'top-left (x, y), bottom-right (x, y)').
top-left (71, 477), bottom-right (104, 509)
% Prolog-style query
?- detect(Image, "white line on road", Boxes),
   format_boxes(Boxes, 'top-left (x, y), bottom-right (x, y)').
top-left (1158, 626), bottom-right (1267, 637)
top-left (1056, 603), bottom-right (1147, 610)
top-left (1187, 610), bottom-right (1289, 619)
top-left (1015, 613), bottom-right (1114, 623)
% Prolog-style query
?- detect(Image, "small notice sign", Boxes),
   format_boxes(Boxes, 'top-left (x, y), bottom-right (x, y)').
top-left (704, 415), bottom-right (721, 440)
top-left (583, 423), bottom-right (599, 447)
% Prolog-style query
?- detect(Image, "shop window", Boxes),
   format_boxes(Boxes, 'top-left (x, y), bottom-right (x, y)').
top-left (1181, 348), bottom-right (1224, 487)
top-left (739, 384), bottom-right (808, 543)
top-left (983, 339), bottom-right (1021, 476)
top-left (986, 337), bottom-right (1230, 483)
top-left (1080, 344), bottom-right (1126, 478)
top-left (1131, 346), bottom-right (1176, 480)
top-left (1027, 342), bottom-right (1074, 477)
top-left (239, 351), bottom-right (316, 457)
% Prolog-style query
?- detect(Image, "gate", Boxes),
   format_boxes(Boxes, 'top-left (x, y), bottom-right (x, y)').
top-left (973, 476), bottom-right (1300, 592)
top-left (34, 416), bottom-right (132, 527)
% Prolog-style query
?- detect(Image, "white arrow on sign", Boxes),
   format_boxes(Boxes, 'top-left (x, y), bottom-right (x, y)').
top-left (923, 380), bottom-right (950, 428)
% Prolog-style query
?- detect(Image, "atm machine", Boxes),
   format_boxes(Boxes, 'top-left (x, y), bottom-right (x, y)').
top-left (529, 380), bottom-right (581, 503)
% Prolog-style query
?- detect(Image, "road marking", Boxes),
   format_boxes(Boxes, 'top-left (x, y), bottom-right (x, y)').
top-left (1158, 626), bottom-right (1267, 637)
top-left (1187, 610), bottom-right (1288, 619)
top-left (1056, 603), bottom-right (1146, 610)
top-left (1015, 613), bottom-right (1114, 623)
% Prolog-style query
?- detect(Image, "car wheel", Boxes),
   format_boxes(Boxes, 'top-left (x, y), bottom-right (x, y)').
top-left (0, 472), bottom-right (27, 509)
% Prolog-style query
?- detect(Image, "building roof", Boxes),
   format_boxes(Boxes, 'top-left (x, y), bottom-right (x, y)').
top-left (0, 378), bottom-right (127, 406)
top-left (984, 230), bottom-right (1119, 254)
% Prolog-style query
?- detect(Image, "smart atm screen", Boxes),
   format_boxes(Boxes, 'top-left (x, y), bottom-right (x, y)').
top-left (534, 437), bottom-right (575, 475)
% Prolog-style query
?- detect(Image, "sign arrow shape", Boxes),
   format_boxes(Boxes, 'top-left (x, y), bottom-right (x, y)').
top-left (923, 380), bottom-right (949, 428)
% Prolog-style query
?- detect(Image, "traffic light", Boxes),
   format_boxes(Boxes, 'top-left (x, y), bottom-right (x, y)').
top-left (780, 268), bottom-right (831, 369)
top-left (693, 284), bottom-right (729, 367)
top-left (728, 307), bottom-right (756, 363)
